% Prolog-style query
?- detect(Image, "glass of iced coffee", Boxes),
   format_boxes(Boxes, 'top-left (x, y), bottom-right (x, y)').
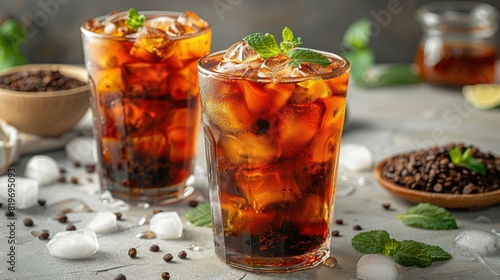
top-left (198, 27), bottom-right (350, 272)
top-left (81, 9), bottom-right (211, 203)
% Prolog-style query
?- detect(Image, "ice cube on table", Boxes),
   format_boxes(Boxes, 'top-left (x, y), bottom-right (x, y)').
top-left (454, 230), bottom-right (498, 255)
top-left (356, 254), bottom-right (400, 280)
top-left (46, 228), bottom-right (99, 259)
top-left (65, 136), bottom-right (97, 166)
top-left (0, 176), bottom-right (38, 209)
top-left (24, 155), bottom-right (60, 185)
top-left (87, 211), bottom-right (119, 233)
top-left (339, 143), bottom-right (373, 172)
top-left (150, 211), bottom-right (183, 239)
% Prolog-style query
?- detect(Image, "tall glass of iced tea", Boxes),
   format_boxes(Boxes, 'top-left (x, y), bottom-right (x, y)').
top-left (81, 10), bottom-right (211, 203)
top-left (198, 30), bottom-right (350, 272)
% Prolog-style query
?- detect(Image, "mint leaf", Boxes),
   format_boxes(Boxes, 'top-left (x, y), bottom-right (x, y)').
top-left (344, 48), bottom-right (374, 87)
top-left (280, 26), bottom-right (302, 54)
top-left (243, 32), bottom-right (281, 59)
top-left (343, 18), bottom-right (371, 50)
top-left (449, 147), bottom-right (462, 165)
top-left (449, 146), bottom-right (486, 175)
top-left (288, 49), bottom-right (331, 67)
top-left (382, 238), bottom-right (401, 257)
top-left (351, 230), bottom-right (390, 254)
top-left (418, 242), bottom-right (452, 262)
top-left (393, 240), bottom-right (433, 268)
top-left (126, 8), bottom-right (145, 30)
top-left (374, 64), bottom-right (419, 86)
top-left (396, 203), bottom-right (457, 230)
top-left (0, 19), bottom-right (28, 70)
top-left (185, 203), bottom-right (212, 227)
top-left (244, 27), bottom-right (330, 67)
top-left (352, 231), bottom-right (452, 268)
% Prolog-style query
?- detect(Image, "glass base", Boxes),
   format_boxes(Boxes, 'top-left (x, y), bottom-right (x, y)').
top-left (219, 248), bottom-right (329, 273)
top-left (103, 175), bottom-right (195, 205)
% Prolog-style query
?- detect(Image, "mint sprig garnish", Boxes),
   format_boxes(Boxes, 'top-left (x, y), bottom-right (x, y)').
top-left (396, 203), bottom-right (457, 230)
top-left (352, 230), bottom-right (451, 268)
top-left (342, 18), bottom-right (419, 87)
top-left (125, 8), bottom-right (145, 30)
top-left (450, 147), bottom-right (486, 175)
top-left (243, 27), bottom-right (331, 67)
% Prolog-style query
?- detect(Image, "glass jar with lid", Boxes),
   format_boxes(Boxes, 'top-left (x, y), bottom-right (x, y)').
top-left (414, 1), bottom-right (498, 86)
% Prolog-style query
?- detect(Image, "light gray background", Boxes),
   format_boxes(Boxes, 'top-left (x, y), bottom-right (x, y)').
top-left (2, 0), bottom-right (500, 65)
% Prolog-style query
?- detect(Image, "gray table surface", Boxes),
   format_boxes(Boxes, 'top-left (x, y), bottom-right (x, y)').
top-left (1, 82), bottom-right (500, 280)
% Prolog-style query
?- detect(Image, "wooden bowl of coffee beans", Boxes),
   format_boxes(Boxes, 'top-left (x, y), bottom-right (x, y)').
top-left (0, 64), bottom-right (89, 137)
top-left (374, 143), bottom-right (500, 209)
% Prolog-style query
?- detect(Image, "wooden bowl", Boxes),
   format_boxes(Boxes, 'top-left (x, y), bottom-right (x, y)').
top-left (374, 157), bottom-right (500, 209)
top-left (0, 64), bottom-right (89, 137)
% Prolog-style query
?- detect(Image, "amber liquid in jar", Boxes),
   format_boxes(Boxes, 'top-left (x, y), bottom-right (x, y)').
top-left (415, 41), bottom-right (497, 86)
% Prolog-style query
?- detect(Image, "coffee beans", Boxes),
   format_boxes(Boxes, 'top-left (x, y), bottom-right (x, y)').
top-left (0, 70), bottom-right (86, 92)
top-left (178, 250), bottom-right (187, 259)
top-left (114, 274), bottom-right (126, 280)
top-left (149, 244), bottom-right (160, 252)
top-left (163, 253), bottom-right (174, 262)
top-left (382, 143), bottom-right (500, 194)
top-left (23, 217), bottom-right (34, 227)
top-left (161, 272), bottom-right (171, 280)
top-left (128, 248), bottom-right (137, 258)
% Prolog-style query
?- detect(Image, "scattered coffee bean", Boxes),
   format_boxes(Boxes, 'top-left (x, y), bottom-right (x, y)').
top-left (23, 217), bottom-right (34, 227)
top-left (38, 199), bottom-right (46, 206)
top-left (335, 219), bottom-right (343, 225)
top-left (85, 164), bottom-right (95, 173)
top-left (5, 210), bottom-right (14, 217)
top-left (0, 202), bottom-right (3, 207)
top-left (74, 162), bottom-right (81, 168)
top-left (163, 253), bottom-right (173, 262)
top-left (66, 224), bottom-right (76, 231)
top-left (188, 200), bottom-right (199, 207)
top-left (114, 212), bottom-right (122, 220)
top-left (39, 231), bottom-right (50, 240)
top-left (150, 244), bottom-right (160, 252)
top-left (54, 214), bottom-right (68, 223)
top-left (59, 167), bottom-right (67, 174)
top-left (382, 203), bottom-right (391, 210)
top-left (114, 274), bottom-right (127, 280)
top-left (70, 177), bottom-right (79, 184)
top-left (161, 272), bottom-right (170, 280)
top-left (353, 225), bottom-right (363, 231)
top-left (58, 176), bottom-right (66, 183)
top-left (128, 248), bottom-right (137, 258)
top-left (331, 230), bottom-right (340, 237)
top-left (178, 250), bottom-right (187, 259)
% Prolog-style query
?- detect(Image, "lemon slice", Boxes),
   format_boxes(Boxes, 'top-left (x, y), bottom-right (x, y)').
top-left (463, 84), bottom-right (500, 110)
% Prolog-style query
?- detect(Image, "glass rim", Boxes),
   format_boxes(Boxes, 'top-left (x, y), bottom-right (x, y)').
top-left (416, 1), bottom-right (498, 28)
top-left (80, 10), bottom-right (211, 41)
top-left (197, 49), bottom-right (350, 83)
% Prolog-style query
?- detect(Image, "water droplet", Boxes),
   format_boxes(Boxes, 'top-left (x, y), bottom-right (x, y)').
top-left (475, 216), bottom-right (493, 224)
top-left (136, 230), bottom-right (156, 239)
top-left (189, 243), bottom-right (201, 251)
top-left (323, 256), bottom-right (339, 268)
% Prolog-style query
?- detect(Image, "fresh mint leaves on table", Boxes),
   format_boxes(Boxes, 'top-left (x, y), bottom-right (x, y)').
top-left (0, 19), bottom-right (28, 70)
top-left (243, 26), bottom-right (331, 67)
top-left (352, 230), bottom-right (451, 268)
top-left (342, 18), bottom-right (419, 87)
top-left (126, 8), bottom-right (145, 30)
top-left (396, 203), bottom-right (457, 230)
top-left (185, 203), bottom-right (212, 227)
top-left (450, 147), bottom-right (486, 175)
